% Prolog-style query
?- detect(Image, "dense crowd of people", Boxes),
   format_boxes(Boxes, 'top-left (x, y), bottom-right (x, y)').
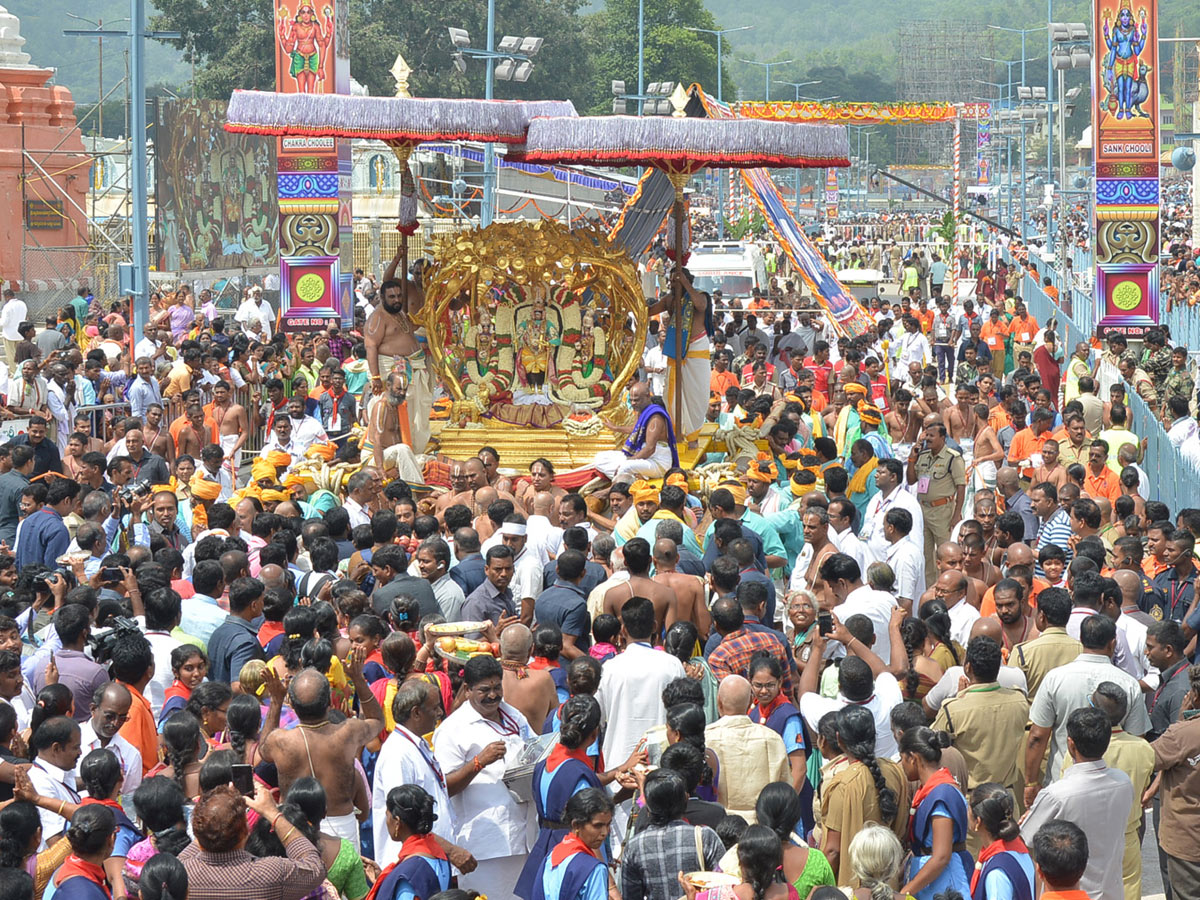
top-left (0, 203), bottom-right (1199, 900)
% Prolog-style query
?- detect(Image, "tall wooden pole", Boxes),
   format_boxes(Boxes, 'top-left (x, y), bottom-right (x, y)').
top-left (667, 171), bottom-right (689, 433)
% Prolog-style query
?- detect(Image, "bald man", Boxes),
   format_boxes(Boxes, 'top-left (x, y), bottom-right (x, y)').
top-left (79, 681), bottom-right (143, 811)
top-left (602, 537), bottom-right (677, 636)
top-left (650, 538), bottom-right (708, 637)
top-left (704, 675), bottom-right (790, 823)
top-left (498, 623), bottom-right (558, 731)
top-left (917, 542), bottom-right (985, 611)
top-left (261, 654), bottom-right (383, 849)
top-left (979, 543), bottom-right (1047, 617)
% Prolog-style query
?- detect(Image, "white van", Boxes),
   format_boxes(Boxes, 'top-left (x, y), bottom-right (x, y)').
top-left (687, 241), bottom-right (767, 306)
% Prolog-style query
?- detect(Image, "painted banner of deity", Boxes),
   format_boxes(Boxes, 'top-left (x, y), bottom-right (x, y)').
top-left (155, 99), bottom-right (279, 271)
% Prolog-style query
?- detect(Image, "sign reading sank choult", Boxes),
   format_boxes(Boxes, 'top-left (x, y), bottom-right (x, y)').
top-left (1092, 0), bottom-right (1159, 338)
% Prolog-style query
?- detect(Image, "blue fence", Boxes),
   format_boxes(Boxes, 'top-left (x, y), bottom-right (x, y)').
top-left (1006, 250), bottom-right (1200, 512)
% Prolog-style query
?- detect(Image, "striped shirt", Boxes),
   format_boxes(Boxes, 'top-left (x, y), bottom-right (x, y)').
top-left (1035, 508), bottom-right (1074, 576)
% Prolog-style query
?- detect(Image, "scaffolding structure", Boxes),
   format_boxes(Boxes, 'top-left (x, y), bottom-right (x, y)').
top-left (895, 22), bottom-right (995, 166)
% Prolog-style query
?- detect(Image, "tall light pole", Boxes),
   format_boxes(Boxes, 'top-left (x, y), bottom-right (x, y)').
top-left (986, 24), bottom-right (1047, 92)
top-left (740, 58), bottom-right (795, 101)
top-left (775, 84), bottom-right (831, 217)
top-left (684, 24), bottom-right (753, 103)
top-left (1048, 22), bottom-right (1089, 266)
top-left (65, 13), bottom-right (130, 137)
top-left (448, 16), bottom-right (543, 227)
top-left (66, 2), bottom-right (177, 338)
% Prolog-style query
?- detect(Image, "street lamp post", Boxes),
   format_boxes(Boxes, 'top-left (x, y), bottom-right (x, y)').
top-left (448, 11), bottom-right (543, 227)
top-left (1049, 22), bottom-right (1090, 275)
top-left (739, 58), bottom-right (795, 102)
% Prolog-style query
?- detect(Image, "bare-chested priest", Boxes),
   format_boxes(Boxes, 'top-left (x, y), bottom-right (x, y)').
top-left (365, 270), bottom-right (433, 454)
top-left (261, 648), bottom-right (382, 849)
top-left (364, 370), bottom-right (425, 483)
top-left (209, 380), bottom-right (250, 479)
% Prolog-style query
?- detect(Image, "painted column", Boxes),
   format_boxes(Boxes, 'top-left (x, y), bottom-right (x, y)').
top-left (273, 0), bottom-right (353, 333)
top-left (1092, 0), bottom-right (1159, 338)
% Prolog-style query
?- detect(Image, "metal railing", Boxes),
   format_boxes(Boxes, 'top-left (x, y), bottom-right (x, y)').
top-left (1009, 252), bottom-right (1200, 512)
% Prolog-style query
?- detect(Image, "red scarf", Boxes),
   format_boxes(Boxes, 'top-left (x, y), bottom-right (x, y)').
top-left (55, 855), bottom-right (111, 899)
top-left (529, 656), bottom-right (560, 672)
top-left (755, 692), bottom-right (787, 721)
top-left (546, 741), bottom-right (593, 773)
top-left (550, 832), bottom-right (599, 867)
top-left (969, 837), bottom-right (1029, 897)
top-left (398, 833), bottom-right (447, 862)
top-left (81, 798), bottom-right (124, 812)
top-left (908, 767), bottom-right (959, 843)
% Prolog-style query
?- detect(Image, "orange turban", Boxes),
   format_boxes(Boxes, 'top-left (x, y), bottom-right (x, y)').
top-left (858, 404), bottom-right (882, 426)
top-left (629, 481), bottom-right (660, 505)
top-left (266, 450), bottom-right (292, 469)
top-left (251, 458), bottom-right (276, 483)
top-left (665, 473), bottom-right (689, 494)
top-left (189, 475), bottom-right (221, 502)
top-left (306, 443), bottom-right (337, 461)
top-left (261, 489), bottom-right (289, 503)
top-left (844, 382), bottom-right (869, 398)
top-left (744, 454), bottom-right (778, 484)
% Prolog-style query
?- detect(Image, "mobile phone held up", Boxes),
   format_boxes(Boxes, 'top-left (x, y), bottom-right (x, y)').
top-left (231, 764), bottom-right (254, 796)
top-left (818, 611), bottom-right (834, 636)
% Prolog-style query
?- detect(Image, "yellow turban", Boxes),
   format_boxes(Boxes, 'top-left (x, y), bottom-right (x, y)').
top-left (790, 471), bottom-right (819, 497)
top-left (282, 472), bottom-right (313, 493)
top-left (629, 481), bottom-right (660, 505)
top-left (251, 458), bottom-right (276, 483)
top-left (261, 489), bottom-right (289, 503)
top-left (189, 475), bottom-right (222, 502)
top-left (858, 403), bottom-right (882, 426)
top-left (781, 455), bottom-right (800, 471)
top-left (150, 478), bottom-right (177, 496)
top-left (844, 382), bottom-right (869, 398)
top-left (720, 482), bottom-right (748, 506)
top-left (665, 473), bottom-right (689, 494)
top-left (266, 450), bottom-right (292, 469)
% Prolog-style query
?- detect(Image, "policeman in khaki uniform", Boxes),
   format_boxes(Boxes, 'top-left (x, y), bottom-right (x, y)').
top-left (905, 422), bottom-right (966, 583)
top-left (1063, 683), bottom-right (1155, 900)
top-left (932, 634), bottom-right (1030, 856)
top-left (1011, 588), bottom-right (1082, 699)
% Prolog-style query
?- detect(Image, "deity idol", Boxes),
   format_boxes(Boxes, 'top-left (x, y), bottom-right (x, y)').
top-left (516, 294), bottom-right (559, 391)
top-left (277, 4), bottom-right (334, 94)
top-left (1103, 0), bottom-right (1148, 120)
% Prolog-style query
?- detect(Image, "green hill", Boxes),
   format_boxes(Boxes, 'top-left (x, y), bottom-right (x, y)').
top-left (8, 0), bottom-right (188, 106)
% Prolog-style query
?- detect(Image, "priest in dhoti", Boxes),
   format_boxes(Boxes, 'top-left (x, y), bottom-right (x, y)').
top-left (657, 272), bottom-right (712, 438)
top-left (377, 348), bottom-right (435, 454)
top-left (833, 382), bottom-right (869, 457)
top-left (595, 381), bottom-right (678, 483)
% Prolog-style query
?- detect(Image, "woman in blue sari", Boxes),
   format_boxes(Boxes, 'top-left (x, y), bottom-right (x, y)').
top-left (516, 695), bottom-right (640, 900)
top-left (898, 727), bottom-right (973, 900)
top-left (368, 785), bottom-right (450, 900)
top-left (533, 788), bottom-right (614, 900)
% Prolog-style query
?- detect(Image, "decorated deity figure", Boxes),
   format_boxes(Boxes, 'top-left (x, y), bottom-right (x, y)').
top-left (516, 294), bottom-right (560, 391)
top-left (463, 309), bottom-right (513, 408)
top-left (553, 309), bottom-right (610, 408)
top-left (1103, 0), bottom-right (1148, 120)
top-left (277, 4), bottom-right (334, 94)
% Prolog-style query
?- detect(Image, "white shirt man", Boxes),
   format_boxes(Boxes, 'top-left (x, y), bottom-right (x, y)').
top-left (597, 637), bottom-right (685, 765)
top-left (923, 663), bottom-right (1028, 715)
top-left (433, 694), bottom-right (534, 892)
top-left (643, 335), bottom-right (668, 397)
top-left (288, 413), bottom-right (329, 456)
top-left (46, 378), bottom-right (76, 455)
top-left (373, 717), bottom-right (455, 862)
top-left (861, 466), bottom-right (924, 563)
top-left (799, 670), bottom-right (905, 761)
top-left (344, 495), bottom-right (371, 529)
top-left (78, 718), bottom-right (143, 812)
top-left (234, 291), bottom-right (273, 339)
top-left (885, 533), bottom-right (926, 607)
top-left (258, 434), bottom-right (299, 466)
top-left (892, 325), bottom-right (930, 372)
top-left (946, 595), bottom-right (981, 647)
top-left (830, 525), bottom-right (870, 577)
top-left (837, 584), bottom-right (899, 665)
top-left (28, 755), bottom-right (80, 848)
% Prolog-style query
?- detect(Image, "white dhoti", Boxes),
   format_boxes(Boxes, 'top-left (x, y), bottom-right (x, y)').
top-left (321, 812), bottom-right (360, 851)
top-left (665, 334), bottom-right (712, 438)
top-left (382, 442), bottom-right (425, 484)
top-left (220, 433), bottom-right (241, 483)
top-left (594, 445), bottom-right (673, 483)
top-left (960, 437), bottom-right (976, 509)
top-left (379, 347), bottom-right (435, 454)
top-left (457, 854), bottom-right (528, 900)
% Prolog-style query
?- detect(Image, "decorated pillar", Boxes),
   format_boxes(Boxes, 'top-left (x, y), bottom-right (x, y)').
top-left (1092, 0), bottom-right (1158, 337)
top-left (273, 0), bottom-right (353, 332)
top-left (824, 169), bottom-right (839, 220)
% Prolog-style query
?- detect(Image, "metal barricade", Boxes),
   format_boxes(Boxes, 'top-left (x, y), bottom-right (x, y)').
top-left (76, 402), bottom-right (132, 444)
top-left (1006, 250), bottom-right (1200, 512)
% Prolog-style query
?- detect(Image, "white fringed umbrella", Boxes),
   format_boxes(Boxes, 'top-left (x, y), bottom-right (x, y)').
top-left (508, 109), bottom-right (849, 426)
top-left (225, 90), bottom-right (577, 299)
